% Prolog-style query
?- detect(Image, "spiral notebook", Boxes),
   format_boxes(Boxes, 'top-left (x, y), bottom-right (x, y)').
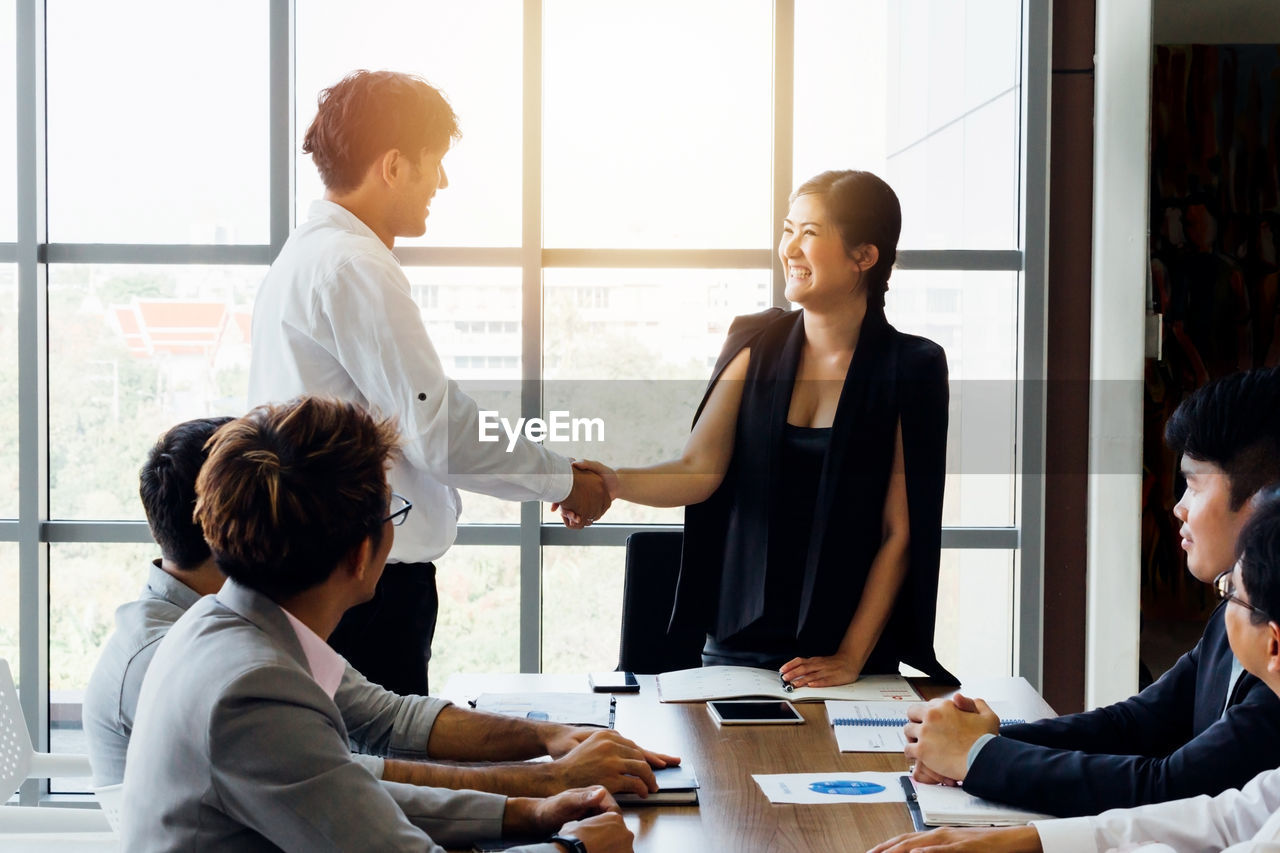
top-left (824, 701), bottom-right (1027, 753)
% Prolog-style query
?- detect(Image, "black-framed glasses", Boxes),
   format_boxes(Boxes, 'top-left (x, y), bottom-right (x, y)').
top-left (383, 493), bottom-right (413, 527)
top-left (1214, 568), bottom-right (1273, 623)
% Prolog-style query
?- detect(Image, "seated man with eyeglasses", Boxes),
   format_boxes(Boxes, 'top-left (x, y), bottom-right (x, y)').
top-left (900, 368), bottom-right (1280, 819)
top-left (873, 484), bottom-right (1280, 852)
top-left (87, 415), bottom-right (676, 801)
top-left (122, 397), bottom-right (632, 852)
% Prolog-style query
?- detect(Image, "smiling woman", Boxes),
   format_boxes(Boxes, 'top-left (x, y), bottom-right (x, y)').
top-left (576, 170), bottom-right (956, 689)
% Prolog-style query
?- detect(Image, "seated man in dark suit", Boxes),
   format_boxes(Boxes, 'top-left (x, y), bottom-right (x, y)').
top-left (86, 415), bottom-right (674, 796)
top-left (873, 485), bottom-right (1280, 851)
top-left (122, 397), bottom-right (630, 852)
top-left (905, 367), bottom-right (1280, 818)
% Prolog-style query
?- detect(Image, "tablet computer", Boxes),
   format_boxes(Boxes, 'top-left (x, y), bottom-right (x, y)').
top-left (707, 699), bottom-right (803, 725)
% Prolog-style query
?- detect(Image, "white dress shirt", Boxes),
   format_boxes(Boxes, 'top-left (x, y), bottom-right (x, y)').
top-left (1035, 765), bottom-right (1280, 853)
top-left (249, 200), bottom-right (572, 564)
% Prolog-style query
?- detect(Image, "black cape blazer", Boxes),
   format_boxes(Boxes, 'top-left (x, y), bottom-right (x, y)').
top-left (670, 307), bottom-right (956, 683)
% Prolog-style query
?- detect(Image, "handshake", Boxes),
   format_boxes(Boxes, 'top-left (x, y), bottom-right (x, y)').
top-left (551, 460), bottom-right (620, 529)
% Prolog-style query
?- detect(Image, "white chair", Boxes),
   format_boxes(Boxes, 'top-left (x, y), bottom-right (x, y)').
top-left (1, 659), bottom-right (118, 849)
top-left (90, 784), bottom-right (122, 834)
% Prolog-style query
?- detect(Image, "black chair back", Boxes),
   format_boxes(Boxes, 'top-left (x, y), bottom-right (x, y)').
top-left (617, 530), bottom-right (704, 674)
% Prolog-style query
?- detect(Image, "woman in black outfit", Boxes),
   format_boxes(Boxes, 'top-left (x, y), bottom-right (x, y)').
top-left (573, 171), bottom-right (954, 687)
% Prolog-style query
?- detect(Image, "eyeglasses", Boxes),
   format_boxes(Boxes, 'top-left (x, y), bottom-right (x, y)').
top-left (383, 493), bottom-right (413, 527)
top-left (1213, 568), bottom-right (1274, 623)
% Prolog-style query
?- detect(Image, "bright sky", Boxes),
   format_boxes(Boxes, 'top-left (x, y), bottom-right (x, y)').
top-left (29, 0), bottom-right (1021, 250)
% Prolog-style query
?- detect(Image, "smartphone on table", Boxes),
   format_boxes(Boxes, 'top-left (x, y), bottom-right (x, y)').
top-left (588, 671), bottom-right (640, 693)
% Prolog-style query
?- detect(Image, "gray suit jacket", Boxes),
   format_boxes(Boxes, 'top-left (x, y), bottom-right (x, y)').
top-left (122, 579), bottom-right (557, 852)
top-left (84, 561), bottom-right (202, 786)
top-left (85, 563), bottom-right (453, 786)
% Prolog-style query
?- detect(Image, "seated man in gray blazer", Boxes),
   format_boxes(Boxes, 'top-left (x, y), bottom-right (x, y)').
top-left (122, 397), bottom-right (630, 852)
top-left (87, 415), bottom-right (674, 796)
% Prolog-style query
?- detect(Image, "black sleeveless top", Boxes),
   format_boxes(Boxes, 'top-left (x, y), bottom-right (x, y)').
top-left (702, 425), bottom-right (828, 667)
top-left (677, 307), bottom-right (957, 683)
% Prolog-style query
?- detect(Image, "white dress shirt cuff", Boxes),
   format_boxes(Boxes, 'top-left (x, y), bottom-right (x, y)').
top-left (966, 732), bottom-right (997, 771)
top-left (1034, 816), bottom-right (1104, 853)
top-left (350, 752), bottom-right (385, 779)
top-left (549, 463), bottom-right (574, 503)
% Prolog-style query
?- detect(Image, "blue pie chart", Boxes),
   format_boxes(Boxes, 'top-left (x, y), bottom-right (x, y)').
top-left (808, 780), bottom-right (887, 796)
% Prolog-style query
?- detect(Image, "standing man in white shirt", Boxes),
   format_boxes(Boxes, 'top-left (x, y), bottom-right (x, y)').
top-left (248, 70), bottom-right (610, 695)
top-left (868, 484), bottom-right (1280, 853)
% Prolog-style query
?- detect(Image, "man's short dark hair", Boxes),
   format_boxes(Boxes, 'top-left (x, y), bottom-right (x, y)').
top-left (139, 417), bottom-right (234, 570)
top-left (1165, 368), bottom-right (1280, 509)
top-left (194, 397), bottom-right (400, 602)
top-left (1237, 485), bottom-right (1280, 625)
top-left (302, 70), bottom-right (461, 194)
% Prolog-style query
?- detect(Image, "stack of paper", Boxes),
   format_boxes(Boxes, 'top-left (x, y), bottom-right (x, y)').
top-left (912, 781), bottom-right (1053, 827)
top-left (656, 666), bottom-right (919, 703)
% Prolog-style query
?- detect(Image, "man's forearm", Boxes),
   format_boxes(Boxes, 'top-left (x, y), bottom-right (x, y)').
top-left (425, 705), bottom-right (558, 761)
top-left (383, 757), bottom-right (560, 797)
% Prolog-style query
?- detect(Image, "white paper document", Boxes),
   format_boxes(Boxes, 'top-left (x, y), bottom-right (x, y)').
top-left (656, 666), bottom-right (919, 703)
top-left (752, 772), bottom-right (908, 805)
top-left (471, 693), bottom-right (614, 727)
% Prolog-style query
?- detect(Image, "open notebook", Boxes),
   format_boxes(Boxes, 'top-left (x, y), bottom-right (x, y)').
top-left (656, 666), bottom-right (918, 703)
top-left (825, 700), bottom-right (1029, 752)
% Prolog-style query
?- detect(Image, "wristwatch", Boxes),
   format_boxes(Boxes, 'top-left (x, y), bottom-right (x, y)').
top-left (549, 834), bottom-right (587, 853)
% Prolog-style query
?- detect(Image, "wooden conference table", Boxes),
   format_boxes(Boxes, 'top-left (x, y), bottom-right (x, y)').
top-left (441, 673), bottom-right (1054, 853)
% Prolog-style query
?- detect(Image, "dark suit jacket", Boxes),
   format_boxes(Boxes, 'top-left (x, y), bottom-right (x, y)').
top-left (671, 307), bottom-right (955, 681)
top-left (965, 603), bottom-right (1280, 817)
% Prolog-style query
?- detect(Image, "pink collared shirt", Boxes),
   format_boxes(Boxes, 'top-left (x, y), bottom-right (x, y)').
top-left (281, 609), bottom-right (345, 700)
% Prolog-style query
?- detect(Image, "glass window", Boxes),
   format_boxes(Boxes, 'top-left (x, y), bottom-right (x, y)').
top-left (933, 549), bottom-right (1014, 680)
top-left (405, 266), bottom-right (522, 525)
top-left (49, 542), bottom-right (155, 794)
top-left (0, 0), bottom-right (15, 241)
top-left (542, 546), bottom-right (624, 673)
top-left (886, 269), bottom-right (1019, 527)
top-left (543, 268), bottom-right (770, 525)
top-left (0, 542), bottom-right (17, 675)
top-left (0, 264), bottom-right (16, 517)
top-left (543, 0), bottom-right (773, 249)
top-left (542, 546), bottom-right (1014, 681)
top-left (295, 0), bottom-right (522, 248)
top-left (48, 264), bottom-right (266, 519)
top-left (431, 546), bottom-right (520, 687)
top-left (45, 1), bottom-right (269, 243)
top-left (793, 0), bottom-right (1022, 249)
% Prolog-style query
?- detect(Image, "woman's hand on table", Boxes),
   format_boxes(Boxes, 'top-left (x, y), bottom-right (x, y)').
top-left (779, 653), bottom-right (861, 688)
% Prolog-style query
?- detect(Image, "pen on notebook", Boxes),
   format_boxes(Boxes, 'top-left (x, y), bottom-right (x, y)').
top-left (780, 671), bottom-right (795, 693)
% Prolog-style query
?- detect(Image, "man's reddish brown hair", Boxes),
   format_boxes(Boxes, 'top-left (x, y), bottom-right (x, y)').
top-left (303, 69), bottom-right (461, 193)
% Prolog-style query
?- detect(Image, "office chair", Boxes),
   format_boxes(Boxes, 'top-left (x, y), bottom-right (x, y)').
top-left (90, 784), bottom-right (123, 834)
top-left (0, 659), bottom-right (118, 849)
top-left (617, 531), bottom-right (704, 674)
